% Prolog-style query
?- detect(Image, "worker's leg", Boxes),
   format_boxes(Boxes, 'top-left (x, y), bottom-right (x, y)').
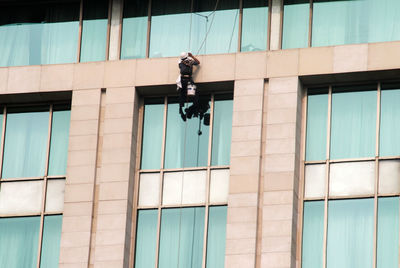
top-left (179, 78), bottom-right (188, 121)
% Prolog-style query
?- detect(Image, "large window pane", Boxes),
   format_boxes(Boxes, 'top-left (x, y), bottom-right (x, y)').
top-left (164, 99), bottom-right (209, 169)
top-left (312, 0), bottom-right (400, 47)
top-left (305, 90), bottom-right (328, 161)
top-left (191, 0), bottom-right (239, 55)
top-left (3, 107), bottom-right (49, 178)
top-left (380, 87), bottom-right (400, 157)
top-left (327, 198), bottom-right (374, 268)
top-left (158, 207), bottom-right (205, 268)
top-left (211, 96), bottom-right (233, 166)
top-left (48, 108), bottom-right (71, 176)
top-left (377, 197), bottom-right (399, 268)
top-left (302, 201), bottom-right (324, 268)
top-left (0, 2), bottom-right (79, 67)
top-left (0, 217), bottom-right (40, 267)
top-left (80, 0), bottom-right (108, 62)
top-left (330, 88), bottom-right (376, 159)
top-left (282, 0), bottom-right (309, 49)
top-left (149, 0), bottom-right (191, 58)
top-left (135, 209), bottom-right (158, 268)
top-left (121, 0), bottom-right (148, 59)
top-left (241, 0), bottom-right (268, 52)
top-left (206, 206), bottom-right (227, 268)
top-left (141, 99), bottom-right (164, 170)
top-left (40, 215), bottom-right (63, 268)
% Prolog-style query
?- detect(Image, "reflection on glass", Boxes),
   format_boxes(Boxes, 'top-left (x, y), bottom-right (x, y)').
top-left (158, 207), bottom-right (205, 268)
top-left (0, 2), bottom-right (79, 67)
top-left (282, 0), bottom-right (309, 49)
top-left (380, 87), bottom-right (400, 157)
top-left (80, 0), bottom-right (108, 62)
top-left (3, 107), bottom-right (49, 178)
top-left (121, 0), bottom-right (148, 59)
top-left (312, 0), bottom-right (400, 47)
top-left (241, 0), bottom-right (268, 52)
top-left (164, 98), bottom-right (210, 169)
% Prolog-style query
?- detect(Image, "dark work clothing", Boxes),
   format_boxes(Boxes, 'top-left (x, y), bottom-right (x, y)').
top-left (178, 58), bottom-right (199, 121)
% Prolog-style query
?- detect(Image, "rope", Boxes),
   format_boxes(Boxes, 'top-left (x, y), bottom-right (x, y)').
top-left (228, 8), bottom-right (240, 53)
top-left (195, 0), bottom-right (220, 55)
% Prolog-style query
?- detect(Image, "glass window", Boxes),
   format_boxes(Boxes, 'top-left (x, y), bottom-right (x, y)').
top-left (0, 217), bottom-right (40, 267)
top-left (327, 198), bottom-right (374, 268)
top-left (141, 99), bottom-right (164, 170)
top-left (164, 98), bottom-right (210, 169)
top-left (48, 107), bottom-right (71, 176)
top-left (380, 85), bottom-right (400, 157)
top-left (121, 0), bottom-right (148, 59)
top-left (135, 209), bottom-right (158, 268)
top-left (330, 86), bottom-right (376, 159)
top-left (305, 89), bottom-right (328, 161)
top-left (211, 95), bottom-right (233, 166)
top-left (40, 215), bottom-right (63, 268)
top-left (301, 201), bottom-right (324, 268)
top-left (0, 2), bottom-right (79, 67)
top-left (377, 197), bottom-right (399, 268)
top-left (282, 0), bottom-right (309, 49)
top-left (312, 0), bottom-right (400, 47)
top-left (206, 206), bottom-right (228, 268)
top-left (149, 0), bottom-right (192, 58)
top-left (241, 0), bottom-right (268, 52)
top-left (158, 207), bottom-right (205, 268)
top-left (3, 107), bottom-right (49, 179)
top-left (80, 0), bottom-right (109, 62)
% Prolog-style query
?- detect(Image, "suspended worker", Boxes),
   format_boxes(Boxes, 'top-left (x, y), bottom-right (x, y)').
top-left (177, 52), bottom-right (200, 121)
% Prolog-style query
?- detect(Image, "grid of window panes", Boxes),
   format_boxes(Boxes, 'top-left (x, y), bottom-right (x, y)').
top-left (135, 94), bottom-right (232, 268)
top-left (0, 0), bottom-right (109, 67)
top-left (121, 0), bottom-right (269, 59)
top-left (0, 104), bottom-right (70, 268)
top-left (282, 0), bottom-right (400, 49)
top-left (301, 83), bottom-right (400, 268)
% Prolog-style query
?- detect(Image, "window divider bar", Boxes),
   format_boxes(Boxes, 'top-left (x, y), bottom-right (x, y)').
top-left (77, 0), bottom-right (84, 63)
top-left (36, 104), bottom-right (53, 268)
top-left (322, 86), bottom-right (332, 268)
top-left (105, 0), bottom-right (113, 61)
top-left (0, 106), bottom-right (7, 181)
top-left (267, 0), bottom-right (272, 50)
top-left (146, 0), bottom-right (152, 58)
top-left (298, 89), bottom-right (308, 265)
top-left (278, 0), bottom-right (284, 49)
top-left (308, 0), bottom-right (313, 48)
top-left (237, 0), bottom-right (243, 52)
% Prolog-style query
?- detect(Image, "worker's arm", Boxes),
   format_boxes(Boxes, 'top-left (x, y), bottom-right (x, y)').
top-left (188, 53), bottom-right (200, 65)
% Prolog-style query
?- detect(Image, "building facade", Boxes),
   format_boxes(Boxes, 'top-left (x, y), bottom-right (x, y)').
top-left (0, 0), bottom-right (399, 267)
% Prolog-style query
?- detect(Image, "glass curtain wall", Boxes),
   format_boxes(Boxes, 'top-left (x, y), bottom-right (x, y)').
top-left (0, 2), bottom-right (80, 67)
top-left (302, 83), bottom-right (400, 268)
top-left (135, 93), bottom-right (232, 267)
top-left (283, 0), bottom-right (400, 49)
top-left (241, 0), bottom-right (268, 52)
top-left (0, 104), bottom-right (70, 267)
top-left (80, 0), bottom-right (109, 62)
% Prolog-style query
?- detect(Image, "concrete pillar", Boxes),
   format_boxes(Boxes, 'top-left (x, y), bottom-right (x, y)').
top-left (108, 0), bottom-right (123, 60)
top-left (225, 79), bottom-right (265, 268)
top-left (270, 0), bottom-right (283, 50)
top-left (261, 77), bottom-right (302, 268)
top-left (59, 89), bottom-right (102, 268)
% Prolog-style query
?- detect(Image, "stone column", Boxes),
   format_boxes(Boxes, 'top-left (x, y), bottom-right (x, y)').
top-left (270, 0), bottom-right (283, 51)
top-left (108, 0), bottom-right (123, 60)
top-left (225, 79), bottom-right (265, 268)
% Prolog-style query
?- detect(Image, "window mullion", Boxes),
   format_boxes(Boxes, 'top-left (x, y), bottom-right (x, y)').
top-left (77, 0), bottom-right (84, 63)
top-left (0, 106), bottom-right (7, 181)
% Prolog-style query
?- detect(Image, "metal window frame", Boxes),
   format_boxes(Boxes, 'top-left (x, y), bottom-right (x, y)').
top-left (300, 82), bottom-right (400, 268)
top-left (131, 93), bottom-right (231, 268)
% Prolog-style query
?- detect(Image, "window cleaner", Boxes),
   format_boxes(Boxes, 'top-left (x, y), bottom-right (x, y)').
top-left (177, 52), bottom-right (200, 121)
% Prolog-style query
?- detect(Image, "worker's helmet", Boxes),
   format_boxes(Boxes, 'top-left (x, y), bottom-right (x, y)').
top-left (180, 52), bottom-right (188, 60)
